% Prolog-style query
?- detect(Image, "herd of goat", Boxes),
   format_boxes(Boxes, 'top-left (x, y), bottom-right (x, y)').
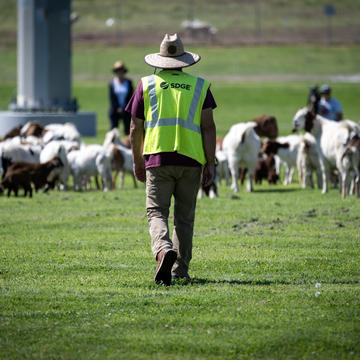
top-left (0, 122), bottom-right (134, 197)
top-left (0, 105), bottom-right (359, 199)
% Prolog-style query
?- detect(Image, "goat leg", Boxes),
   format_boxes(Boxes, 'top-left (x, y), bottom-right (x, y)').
top-left (95, 175), bottom-right (100, 190)
top-left (132, 174), bottom-right (138, 189)
top-left (112, 170), bottom-right (119, 189)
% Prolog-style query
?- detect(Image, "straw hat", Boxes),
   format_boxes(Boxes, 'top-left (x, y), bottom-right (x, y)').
top-left (144, 33), bottom-right (201, 69)
top-left (112, 61), bottom-right (128, 73)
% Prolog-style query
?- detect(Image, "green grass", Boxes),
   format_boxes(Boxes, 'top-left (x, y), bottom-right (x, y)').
top-left (1, 41), bottom-right (360, 358)
top-left (0, 184), bottom-right (359, 359)
top-left (2, 44), bottom-right (360, 83)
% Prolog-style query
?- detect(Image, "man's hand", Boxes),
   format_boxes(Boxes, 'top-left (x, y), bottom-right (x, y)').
top-left (130, 117), bottom-right (146, 183)
top-left (133, 161), bottom-right (146, 183)
top-left (200, 108), bottom-right (216, 187)
top-left (202, 163), bottom-right (215, 187)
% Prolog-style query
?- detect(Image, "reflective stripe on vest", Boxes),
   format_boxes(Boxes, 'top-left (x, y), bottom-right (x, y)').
top-left (144, 74), bottom-right (205, 134)
top-left (142, 71), bottom-right (209, 164)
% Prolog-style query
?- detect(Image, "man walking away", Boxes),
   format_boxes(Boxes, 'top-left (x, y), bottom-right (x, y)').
top-left (126, 34), bottom-right (216, 286)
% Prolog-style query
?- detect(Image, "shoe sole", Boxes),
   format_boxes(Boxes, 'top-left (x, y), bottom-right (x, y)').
top-left (154, 250), bottom-right (177, 286)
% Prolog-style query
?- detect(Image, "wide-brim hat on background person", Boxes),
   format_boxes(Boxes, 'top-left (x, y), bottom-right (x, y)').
top-left (112, 61), bottom-right (128, 73)
top-left (144, 33), bottom-right (201, 69)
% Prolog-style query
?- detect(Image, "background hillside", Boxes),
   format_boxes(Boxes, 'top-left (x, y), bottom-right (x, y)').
top-left (1, 0), bottom-right (360, 46)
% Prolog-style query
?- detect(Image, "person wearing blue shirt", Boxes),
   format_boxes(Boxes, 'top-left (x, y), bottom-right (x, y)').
top-left (318, 84), bottom-right (343, 122)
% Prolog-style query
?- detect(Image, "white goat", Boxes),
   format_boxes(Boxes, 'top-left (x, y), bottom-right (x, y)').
top-left (260, 135), bottom-right (302, 185)
top-left (0, 141), bottom-right (42, 164)
top-left (276, 135), bottom-right (301, 185)
top-left (111, 144), bottom-right (137, 189)
top-left (3, 135), bottom-right (43, 146)
top-left (40, 141), bottom-right (70, 190)
top-left (338, 135), bottom-right (360, 198)
top-left (104, 128), bottom-right (122, 147)
top-left (103, 128), bottom-right (131, 149)
top-left (296, 133), bottom-right (322, 189)
top-left (67, 144), bottom-right (113, 191)
top-left (222, 122), bottom-right (261, 193)
top-left (292, 107), bottom-right (360, 194)
top-left (43, 123), bottom-right (81, 145)
top-left (215, 137), bottom-right (230, 186)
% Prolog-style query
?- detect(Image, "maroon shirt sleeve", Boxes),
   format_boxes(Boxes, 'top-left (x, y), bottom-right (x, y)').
top-left (125, 80), bottom-right (145, 120)
top-left (125, 80), bottom-right (216, 120)
top-left (203, 88), bottom-right (217, 110)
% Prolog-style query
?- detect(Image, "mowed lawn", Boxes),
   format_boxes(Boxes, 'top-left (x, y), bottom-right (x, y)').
top-left (0, 183), bottom-right (359, 359)
top-left (1, 44), bottom-right (360, 359)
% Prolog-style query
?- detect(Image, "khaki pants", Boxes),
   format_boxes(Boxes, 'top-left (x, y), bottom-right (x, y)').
top-left (146, 166), bottom-right (201, 278)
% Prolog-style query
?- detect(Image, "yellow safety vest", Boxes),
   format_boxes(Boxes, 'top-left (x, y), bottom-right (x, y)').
top-left (142, 70), bottom-right (210, 165)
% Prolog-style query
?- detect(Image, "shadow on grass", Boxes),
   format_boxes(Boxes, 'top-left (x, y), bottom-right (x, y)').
top-left (173, 278), bottom-right (289, 286)
top-left (173, 278), bottom-right (360, 287)
top-left (253, 188), bottom-right (301, 193)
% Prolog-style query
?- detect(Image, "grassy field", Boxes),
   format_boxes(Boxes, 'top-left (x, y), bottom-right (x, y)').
top-left (1, 42), bottom-right (360, 359)
top-left (0, 182), bottom-right (359, 359)
top-left (2, 44), bottom-right (360, 83)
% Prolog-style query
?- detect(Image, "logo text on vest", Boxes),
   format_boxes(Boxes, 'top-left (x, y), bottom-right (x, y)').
top-left (160, 82), bottom-right (169, 89)
top-left (160, 81), bottom-right (191, 91)
top-left (171, 83), bottom-right (191, 90)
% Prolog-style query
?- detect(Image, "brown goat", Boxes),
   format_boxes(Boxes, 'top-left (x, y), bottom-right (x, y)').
top-left (252, 115), bottom-right (279, 140)
top-left (0, 169), bottom-right (33, 197)
top-left (254, 154), bottom-right (279, 185)
top-left (2, 125), bottom-right (22, 141)
top-left (265, 154), bottom-right (279, 184)
top-left (3, 157), bottom-right (63, 196)
top-left (260, 140), bottom-right (290, 156)
top-left (22, 122), bottom-right (45, 137)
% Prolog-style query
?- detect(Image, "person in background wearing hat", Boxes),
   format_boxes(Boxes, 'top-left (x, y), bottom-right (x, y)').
top-left (108, 61), bottom-right (133, 134)
top-left (126, 34), bottom-right (217, 286)
top-left (318, 84), bottom-right (343, 122)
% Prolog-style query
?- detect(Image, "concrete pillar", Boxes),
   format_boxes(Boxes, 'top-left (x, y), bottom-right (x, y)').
top-left (17, 0), bottom-right (72, 111)
top-left (0, 0), bottom-right (96, 137)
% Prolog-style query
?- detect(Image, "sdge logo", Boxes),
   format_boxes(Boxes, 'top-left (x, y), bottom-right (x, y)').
top-left (160, 82), bottom-right (191, 91)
